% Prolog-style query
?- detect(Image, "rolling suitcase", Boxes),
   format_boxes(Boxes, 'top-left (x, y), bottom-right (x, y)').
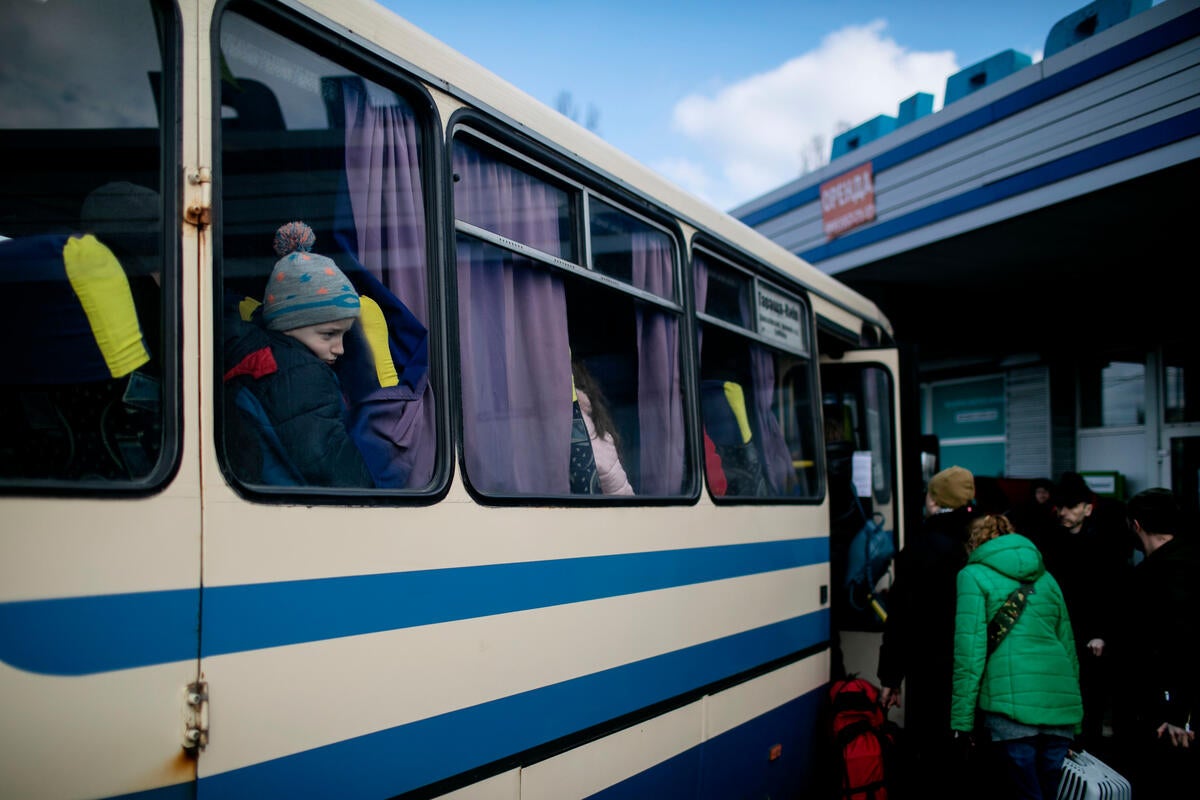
top-left (1056, 750), bottom-right (1131, 800)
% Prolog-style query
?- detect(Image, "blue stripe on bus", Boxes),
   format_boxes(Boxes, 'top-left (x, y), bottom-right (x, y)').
top-left (198, 611), bottom-right (829, 800)
top-left (735, 7), bottom-right (1200, 228)
top-left (588, 687), bottom-right (825, 800)
top-left (201, 537), bottom-right (827, 657)
top-left (103, 782), bottom-right (195, 800)
top-left (0, 588), bottom-right (200, 676)
top-left (0, 538), bottom-right (827, 676)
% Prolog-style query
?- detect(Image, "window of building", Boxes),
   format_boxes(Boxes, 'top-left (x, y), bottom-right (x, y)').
top-left (694, 247), bottom-right (819, 500)
top-left (217, 3), bottom-right (438, 493)
top-left (1080, 357), bottom-right (1145, 428)
top-left (453, 131), bottom-right (689, 499)
top-left (0, 0), bottom-right (174, 488)
top-left (1164, 345), bottom-right (1200, 424)
top-left (925, 375), bottom-right (1006, 477)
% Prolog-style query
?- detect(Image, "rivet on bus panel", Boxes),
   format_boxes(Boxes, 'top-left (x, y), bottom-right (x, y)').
top-left (185, 166), bottom-right (212, 227)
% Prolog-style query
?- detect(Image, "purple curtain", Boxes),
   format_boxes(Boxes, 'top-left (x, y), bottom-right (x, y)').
top-left (338, 79), bottom-right (436, 488)
top-left (453, 144), bottom-right (571, 494)
top-left (632, 233), bottom-right (684, 495)
top-left (735, 276), bottom-right (792, 495)
top-left (341, 80), bottom-right (427, 321)
top-left (751, 345), bottom-right (793, 494)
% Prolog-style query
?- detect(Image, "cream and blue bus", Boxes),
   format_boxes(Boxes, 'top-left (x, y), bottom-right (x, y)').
top-left (0, 1), bottom-right (908, 797)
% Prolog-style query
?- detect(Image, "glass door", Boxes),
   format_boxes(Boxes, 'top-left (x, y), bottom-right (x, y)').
top-left (1161, 345), bottom-right (1200, 523)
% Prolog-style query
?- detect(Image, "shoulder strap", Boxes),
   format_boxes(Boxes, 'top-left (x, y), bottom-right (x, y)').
top-left (987, 581), bottom-right (1035, 655)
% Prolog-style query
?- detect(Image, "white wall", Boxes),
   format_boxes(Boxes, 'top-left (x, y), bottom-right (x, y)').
top-left (1077, 428), bottom-right (1147, 496)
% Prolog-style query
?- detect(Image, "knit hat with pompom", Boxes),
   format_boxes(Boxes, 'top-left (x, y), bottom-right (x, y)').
top-left (262, 221), bottom-right (360, 331)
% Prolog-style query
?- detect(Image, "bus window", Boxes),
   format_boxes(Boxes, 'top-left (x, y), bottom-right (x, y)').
top-left (588, 197), bottom-right (677, 302)
top-left (694, 248), bottom-right (819, 500)
top-left (217, 4), bottom-right (438, 493)
top-left (453, 134), bottom-right (689, 499)
top-left (0, 0), bottom-right (173, 488)
top-left (823, 365), bottom-right (896, 507)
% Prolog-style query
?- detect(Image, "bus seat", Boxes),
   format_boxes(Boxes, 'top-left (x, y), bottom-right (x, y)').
top-left (0, 233), bottom-right (158, 480)
top-left (333, 264), bottom-right (434, 489)
top-left (700, 379), bottom-right (769, 497)
top-left (221, 78), bottom-right (285, 132)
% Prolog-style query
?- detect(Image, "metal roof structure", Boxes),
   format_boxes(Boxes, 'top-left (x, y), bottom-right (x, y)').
top-left (735, 0), bottom-right (1200, 375)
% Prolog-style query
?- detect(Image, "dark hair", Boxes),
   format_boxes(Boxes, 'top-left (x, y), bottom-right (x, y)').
top-left (572, 359), bottom-right (620, 451)
top-left (1126, 488), bottom-right (1181, 537)
top-left (1055, 472), bottom-right (1093, 508)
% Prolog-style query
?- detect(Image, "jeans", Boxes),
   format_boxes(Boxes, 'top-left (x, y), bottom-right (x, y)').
top-left (997, 734), bottom-right (1071, 799)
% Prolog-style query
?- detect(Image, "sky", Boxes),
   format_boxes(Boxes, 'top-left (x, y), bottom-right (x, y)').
top-left (379, 1), bottom-right (1154, 212)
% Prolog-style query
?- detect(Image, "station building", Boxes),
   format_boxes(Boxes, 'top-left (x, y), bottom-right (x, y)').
top-left (733, 0), bottom-right (1200, 514)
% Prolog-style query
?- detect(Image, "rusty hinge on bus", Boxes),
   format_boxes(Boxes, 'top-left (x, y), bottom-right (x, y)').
top-left (185, 167), bottom-right (212, 228)
top-left (183, 681), bottom-right (209, 753)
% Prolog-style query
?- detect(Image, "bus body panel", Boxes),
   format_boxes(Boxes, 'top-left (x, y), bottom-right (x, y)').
top-left (0, 0), bottom-right (908, 797)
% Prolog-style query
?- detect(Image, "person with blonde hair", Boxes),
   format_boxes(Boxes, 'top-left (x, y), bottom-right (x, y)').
top-left (952, 513), bottom-right (1082, 799)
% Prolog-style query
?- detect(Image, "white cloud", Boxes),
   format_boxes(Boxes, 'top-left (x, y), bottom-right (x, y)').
top-left (654, 157), bottom-right (713, 199)
top-left (666, 20), bottom-right (958, 210)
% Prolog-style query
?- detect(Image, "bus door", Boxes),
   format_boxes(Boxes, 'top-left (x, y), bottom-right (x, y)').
top-left (819, 349), bottom-right (905, 680)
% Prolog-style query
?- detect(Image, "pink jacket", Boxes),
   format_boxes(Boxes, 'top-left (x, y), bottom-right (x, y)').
top-left (577, 389), bottom-right (634, 495)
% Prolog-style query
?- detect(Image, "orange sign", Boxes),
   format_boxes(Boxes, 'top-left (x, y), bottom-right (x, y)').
top-left (820, 162), bottom-right (875, 237)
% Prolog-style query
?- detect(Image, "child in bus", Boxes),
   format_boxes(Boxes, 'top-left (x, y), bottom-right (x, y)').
top-left (223, 221), bottom-right (374, 487)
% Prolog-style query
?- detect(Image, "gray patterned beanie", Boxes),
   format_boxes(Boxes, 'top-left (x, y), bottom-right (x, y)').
top-left (262, 221), bottom-right (360, 331)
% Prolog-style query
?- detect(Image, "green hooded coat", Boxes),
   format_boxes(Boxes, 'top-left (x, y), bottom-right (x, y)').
top-left (951, 533), bottom-right (1083, 732)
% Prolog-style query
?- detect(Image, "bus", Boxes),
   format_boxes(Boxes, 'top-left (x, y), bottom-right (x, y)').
top-left (0, 1), bottom-right (909, 797)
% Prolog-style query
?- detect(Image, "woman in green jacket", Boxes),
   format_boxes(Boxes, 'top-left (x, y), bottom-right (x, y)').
top-left (952, 514), bottom-right (1083, 799)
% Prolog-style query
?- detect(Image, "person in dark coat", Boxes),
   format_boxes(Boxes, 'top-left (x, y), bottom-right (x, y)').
top-left (1011, 477), bottom-right (1058, 553)
top-left (878, 465), bottom-right (977, 797)
top-left (1111, 488), bottom-right (1198, 797)
top-left (1038, 472), bottom-right (1131, 751)
top-left (223, 222), bottom-right (374, 488)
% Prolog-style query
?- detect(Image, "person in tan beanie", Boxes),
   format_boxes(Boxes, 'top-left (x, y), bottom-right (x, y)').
top-left (926, 465), bottom-right (976, 514)
top-left (878, 466), bottom-right (978, 795)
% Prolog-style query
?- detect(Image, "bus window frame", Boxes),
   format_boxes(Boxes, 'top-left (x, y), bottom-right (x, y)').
top-left (211, 0), bottom-right (452, 506)
top-left (447, 113), bottom-right (700, 506)
top-left (692, 239), bottom-right (823, 506)
top-left (0, 0), bottom-right (183, 498)
top-left (821, 360), bottom-right (899, 510)
top-left (450, 126), bottom-right (683, 312)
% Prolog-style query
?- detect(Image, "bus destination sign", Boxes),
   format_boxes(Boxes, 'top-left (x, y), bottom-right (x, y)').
top-left (756, 285), bottom-right (805, 352)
